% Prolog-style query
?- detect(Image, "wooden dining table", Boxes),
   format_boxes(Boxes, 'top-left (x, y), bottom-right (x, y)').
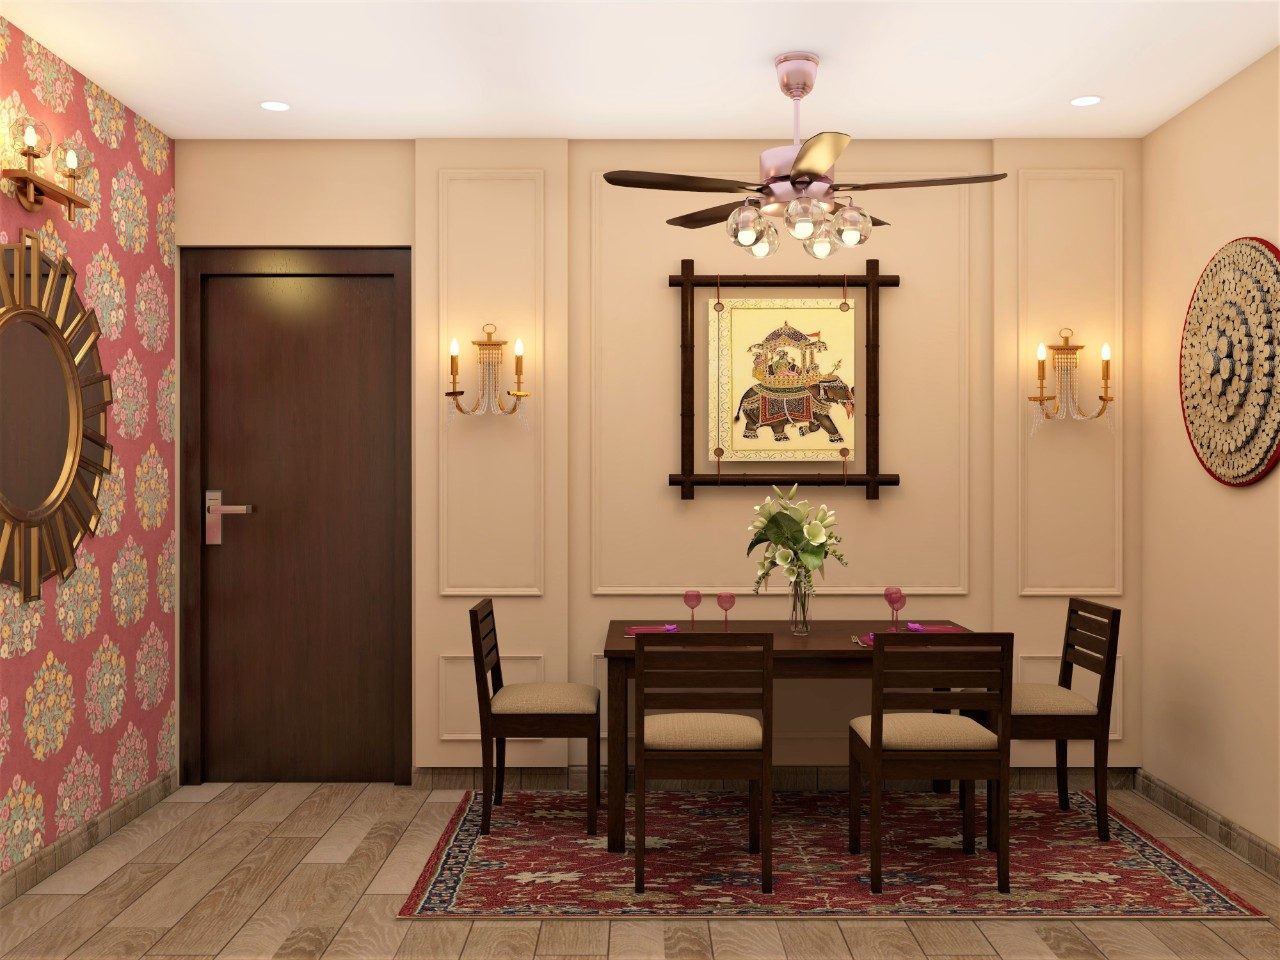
top-left (602, 617), bottom-right (969, 852)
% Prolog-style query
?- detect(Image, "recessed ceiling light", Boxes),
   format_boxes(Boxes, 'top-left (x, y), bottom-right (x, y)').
top-left (1070, 95), bottom-right (1102, 107)
top-left (260, 100), bottom-right (290, 112)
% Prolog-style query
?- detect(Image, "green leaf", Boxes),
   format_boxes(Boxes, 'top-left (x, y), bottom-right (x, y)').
top-left (798, 545), bottom-right (825, 572)
top-left (747, 511), bottom-right (805, 555)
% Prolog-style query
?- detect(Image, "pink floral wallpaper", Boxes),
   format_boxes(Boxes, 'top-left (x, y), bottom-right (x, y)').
top-left (0, 18), bottom-right (176, 876)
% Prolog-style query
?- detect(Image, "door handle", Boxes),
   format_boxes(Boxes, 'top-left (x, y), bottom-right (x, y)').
top-left (205, 490), bottom-right (255, 545)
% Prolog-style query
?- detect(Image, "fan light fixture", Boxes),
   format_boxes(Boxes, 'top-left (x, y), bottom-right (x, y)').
top-left (260, 100), bottom-right (290, 112)
top-left (1070, 95), bottom-right (1102, 107)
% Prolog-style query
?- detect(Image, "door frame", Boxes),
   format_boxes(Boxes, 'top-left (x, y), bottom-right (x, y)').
top-left (179, 247), bottom-right (412, 785)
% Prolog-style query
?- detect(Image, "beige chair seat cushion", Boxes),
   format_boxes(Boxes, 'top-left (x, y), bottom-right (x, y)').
top-left (644, 712), bottom-right (763, 751)
top-left (490, 682), bottom-right (598, 715)
top-left (1012, 682), bottom-right (1097, 716)
top-left (851, 713), bottom-right (997, 751)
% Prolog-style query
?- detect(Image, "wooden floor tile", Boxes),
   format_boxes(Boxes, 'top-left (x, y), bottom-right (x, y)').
top-left (3, 862), bottom-right (172, 960)
top-left (233, 784), bottom-right (320, 825)
top-left (135, 785), bottom-right (270, 864)
top-left (321, 895), bottom-right (410, 959)
top-left (63, 925), bottom-right (163, 960)
top-left (535, 921), bottom-right (609, 956)
top-left (394, 920), bottom-right (472, 960)
top-left (907, 922), bottom-right (994, 956)
top-left (837, 920), bottom-right (926, 959)
top-left (458, 921), bottom-right (540, 960)
top-left (708, 920), bottom-right (786, 960)
top-left (1142, 921), bottom-right (1244, 959)
top-left (217, 862), bottom-right (338, 960)
top-left (1163, 839), bottom-right (1280, 916)
top-left (1106, 794), bottom-right (1198, 839)
top-left (778, 920), bottom-right (852, 959)
top-left (347, 784), bottom-right (430, 825)
top-left (165, 784), bottom-right (231, 803)
top-left (974, 921), bottom-right (1056, 960)
top-left (1201, 921), bottom-right (1280, 960)
top-left (28, 802), bottom-right (199, 896)
top-left (303, 813), bottom-right (377, 865)
top-left (109, 822), bottom-right (272, 929)
top-left (1075, 921), bottom-right (1179, 959)
top-left (607, 922), bottom-right (663, 960)
top-left (0, 895), bottom-right (81, 956)
top-left (367, 801), bottom-right (454, 895)
top-left (274, 784), bottom-right (367, 838)
top-left (662, 921), bottom-right (712, 960)
top-left (150, 835), bottom-right (313, 955)
top-left (424, 791), bottom-right (468, 806)
top-left (1029, 923), bottom-right (1105, 960)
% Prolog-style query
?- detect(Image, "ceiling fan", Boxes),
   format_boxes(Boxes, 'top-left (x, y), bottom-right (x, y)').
top-left (603, 51), bottom-right (1007, 259)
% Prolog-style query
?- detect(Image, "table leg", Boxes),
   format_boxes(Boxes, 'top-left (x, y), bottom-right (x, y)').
top-left (933, 688), bottom-right (952, 793)
top-left (607, 658), bottom-right (628, 853)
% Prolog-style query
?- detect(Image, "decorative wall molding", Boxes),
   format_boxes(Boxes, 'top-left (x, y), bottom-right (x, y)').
top-left (438, 653), bottom-right (545, 740)
top-left (588, 170), bottom-right (972, 595)
top-left (1018, 653), bottom-right (1123, 740)
top-left (438, 168), bottom-right (547, 596)
top-left (1017, 169), bottom-right (1125, 596)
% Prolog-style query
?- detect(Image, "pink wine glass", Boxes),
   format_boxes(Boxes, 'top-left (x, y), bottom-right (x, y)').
top-left (716, 592), bottom-right (736, 628)
top-left (683, 590), bottom-right (703, 626)
top-left (884, 586), bottom-right (906, 630)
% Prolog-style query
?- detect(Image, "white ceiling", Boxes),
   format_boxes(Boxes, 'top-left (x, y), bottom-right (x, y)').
top-left (4, 1), bottom-right (1277, 141)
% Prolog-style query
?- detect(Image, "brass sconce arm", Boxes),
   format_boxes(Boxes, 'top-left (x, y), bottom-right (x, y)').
top-left (445, 324), bottom-right (530, 417)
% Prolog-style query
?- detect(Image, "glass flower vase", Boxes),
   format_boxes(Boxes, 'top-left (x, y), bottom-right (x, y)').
top-left (790, 580), bottom-right (812, 636)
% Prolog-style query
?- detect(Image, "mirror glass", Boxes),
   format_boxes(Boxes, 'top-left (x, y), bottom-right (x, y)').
top-left (0, 318), bottom-right (72, 514)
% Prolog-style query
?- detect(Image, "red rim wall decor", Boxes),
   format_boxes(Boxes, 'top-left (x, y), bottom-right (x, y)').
top-left (1178, 236), bottom-right (1280, 487)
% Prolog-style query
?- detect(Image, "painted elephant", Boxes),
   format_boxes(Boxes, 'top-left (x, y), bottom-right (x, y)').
top-left (734, 376), bottom-right (856, 443)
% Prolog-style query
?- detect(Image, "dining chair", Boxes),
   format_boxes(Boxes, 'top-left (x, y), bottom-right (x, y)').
top-left (849, 632), bottom-right (1014, 894)
top-left (634, 632), bottom-right (774, 894)
top-left (469, 598), bottom-right (601, 836)
top-left (994, 598), bottom-right (1121, 841)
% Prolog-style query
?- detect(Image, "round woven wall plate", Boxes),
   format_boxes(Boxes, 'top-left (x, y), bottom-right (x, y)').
top-left (1180, 236), bottom-right (1280, 487)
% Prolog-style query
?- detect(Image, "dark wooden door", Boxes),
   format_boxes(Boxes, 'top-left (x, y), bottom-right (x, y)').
top-left (180, 248), bottom-right (410, 784)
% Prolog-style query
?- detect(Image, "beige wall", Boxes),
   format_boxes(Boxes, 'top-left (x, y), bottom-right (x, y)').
top-left (1140, 50), bottom-right (1280, 846)
top-left (176, 134), bottom-right (1143, 771)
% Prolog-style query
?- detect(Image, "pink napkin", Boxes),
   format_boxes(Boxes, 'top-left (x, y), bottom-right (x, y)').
top-left (858, 624), bottom-right (965, 646)
top-left (625, 624), bottom-right (679, 637)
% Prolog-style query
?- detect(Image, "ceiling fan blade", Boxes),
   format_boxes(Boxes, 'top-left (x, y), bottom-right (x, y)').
top-left (791, 132), bottom-right (852, 181)
top-left (831, 172), bottom-right (1007, 191)
top-left (604, 170), bottom-right (762, 193)
top-left (666, 200), bottom-right (748, 229)
top-left (871, 215), bottom-right (890, 227)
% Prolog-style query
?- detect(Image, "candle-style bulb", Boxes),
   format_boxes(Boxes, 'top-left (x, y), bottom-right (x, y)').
top-left (23, 124), bottom-right (36, 148)
top-left (449, 338), bottom-right (459, 357)
top-left (1101, 342), bottom-right (1111, 361)
top-left (65, 148), bottom-right (78, 171)
top-left (1036, 343), bottom-right (1047, 362)
top-left (514, 338), bottom-right (524, 357)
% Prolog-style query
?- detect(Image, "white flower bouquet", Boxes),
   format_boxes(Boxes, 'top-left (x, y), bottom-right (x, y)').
top-left (747, 485), bottom-right (847, 634)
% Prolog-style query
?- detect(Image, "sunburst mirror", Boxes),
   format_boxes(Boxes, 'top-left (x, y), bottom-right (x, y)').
top-left (0, 230), bottom-right (113, 601)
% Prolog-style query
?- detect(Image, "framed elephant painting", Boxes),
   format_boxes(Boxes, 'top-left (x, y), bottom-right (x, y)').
top-left (708, 299), bottom-right (857, 462)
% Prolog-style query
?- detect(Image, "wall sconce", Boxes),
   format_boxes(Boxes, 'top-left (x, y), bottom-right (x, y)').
top-left (446, 323), bottom-right (529, 416)
top-left (1028, 327), bottom-right (1115, 436)
top-left (2, 118), bottom-right (91, 221)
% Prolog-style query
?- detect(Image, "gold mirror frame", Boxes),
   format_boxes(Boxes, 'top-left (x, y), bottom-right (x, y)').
top-left (0, 230), bottom-right (113, 601)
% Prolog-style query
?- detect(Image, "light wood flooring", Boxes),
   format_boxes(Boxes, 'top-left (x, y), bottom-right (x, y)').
top-left (0, 785), bottom-right (1275, 960)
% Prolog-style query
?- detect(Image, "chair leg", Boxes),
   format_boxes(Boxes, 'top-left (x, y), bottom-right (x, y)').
top-left (849, 732), bottom-right (862, 854)
top-left (986, 779), bottom-right (995, 851)
top-left (1055, 739), bottom-right (1069, 811)
top-left (634, 764), bottom-right (645, 893)
top-left (1094, 734), bottom-right (1111, 841)
top-left (869, 775), bottom-right (883, 894)
top-left (997, 775), bottom-right (1010, 894)
top-left (494, 738), bottom-right (507, 806)
top-left (961, 780), bottom-right (975, 854)
top-left (480, 735), bottom-right (494, 835)
top-left (761, 763), bottom-right (773, 894)
top-left (586, 718), bottom-right (600, 836)
top-left (748, 779), bottom-right (761, 854)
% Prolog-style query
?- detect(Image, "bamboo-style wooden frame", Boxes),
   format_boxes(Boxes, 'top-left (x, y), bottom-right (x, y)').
top-left (668, 258), bottom-right (901, 500)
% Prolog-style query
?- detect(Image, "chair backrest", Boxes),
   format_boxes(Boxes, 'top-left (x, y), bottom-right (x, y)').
top-left (635, 632), bottom-right (774, 754)
top-left (469, 598), bottom-right (503, 722)
top-left (1058, 597), bottom-right (1122, 716)
top-left (870, 632), bottom-right (1014, 753)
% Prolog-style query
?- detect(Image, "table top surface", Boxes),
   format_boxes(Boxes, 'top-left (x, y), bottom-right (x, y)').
top-left (603, 619), bottom-right (968, 658)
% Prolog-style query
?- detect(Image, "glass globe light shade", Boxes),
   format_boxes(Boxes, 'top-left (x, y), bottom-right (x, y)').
top-left (802, 221), bottom-right (837, 260)
top-left (9, 117), bottom-right (51, 158)
top-left (55, 140), bottom-right (93, 179)
top-left (725, 203), bottom-right (764, 248)
top-left (832, 205), bottom-right (872, 246)
top-left (784, 197), bottom-right (824, 240)
top-left (747, 223), bottom-right (780, 258)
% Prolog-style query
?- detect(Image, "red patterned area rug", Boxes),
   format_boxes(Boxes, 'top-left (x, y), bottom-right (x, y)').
top-left (398, 791), bottom-right (1264, 919)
